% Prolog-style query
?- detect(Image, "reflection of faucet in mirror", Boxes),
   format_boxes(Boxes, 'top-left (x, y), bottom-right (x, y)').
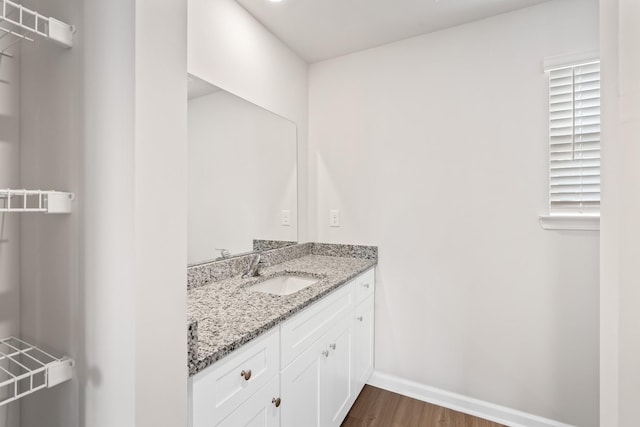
top-left (216, 248), bottom-right (231, 259)
top-left (242, 252), bottom-right (266, 278)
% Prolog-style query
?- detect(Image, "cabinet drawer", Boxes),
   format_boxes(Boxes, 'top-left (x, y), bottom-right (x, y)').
top-left (280, 282), bottom-right (355, 368)
top-left (192, 328), bottom-right (279, 426)
top-left (355, 268), bottom-right (375, 305)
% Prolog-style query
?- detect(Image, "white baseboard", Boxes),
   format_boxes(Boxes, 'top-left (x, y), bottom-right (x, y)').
top-left (367, 371), bottom-right (574, 427)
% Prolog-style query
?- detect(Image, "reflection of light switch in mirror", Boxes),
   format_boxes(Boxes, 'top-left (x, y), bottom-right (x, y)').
top-left (330, 209), bottom-right (340, 227)
top-left (282, 210), bottom-right (291, 226)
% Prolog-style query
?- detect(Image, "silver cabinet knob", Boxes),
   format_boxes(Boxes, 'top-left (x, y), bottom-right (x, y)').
top-left (329, 343), bottom-right (336, 350)
top-left (240, 369), bottom-right (252, 381)
top-left (272, 397), bottom-right (281, 408)
top-left (322, 350), bottom-right (329, 357)
top-left (356, 316), bottom-right (364, 322)
top-left (363, 283), bottom-right (370, 289)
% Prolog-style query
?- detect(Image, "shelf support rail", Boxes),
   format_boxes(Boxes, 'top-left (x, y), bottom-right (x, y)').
top-left (0, 337), bottom-right (74, 407)
top-left (0, 189), bottom-right (74, 214)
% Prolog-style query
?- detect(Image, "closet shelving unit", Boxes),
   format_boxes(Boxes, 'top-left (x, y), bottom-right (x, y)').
top-left (0, 189), bottom-right (74, 213)
top-left (0, 337), bottom-right (74, 407)
top-left (0, 0), bottom-right (74, 57)
top-left (0, 0), bottom-right (75, 407)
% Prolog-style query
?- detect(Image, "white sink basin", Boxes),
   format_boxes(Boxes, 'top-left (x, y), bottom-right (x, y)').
top-left (248, 275), bottom-right (318, 296)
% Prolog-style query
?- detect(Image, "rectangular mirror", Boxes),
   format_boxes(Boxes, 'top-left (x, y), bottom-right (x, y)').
top-left (187, 74), bottom-right (298, 265)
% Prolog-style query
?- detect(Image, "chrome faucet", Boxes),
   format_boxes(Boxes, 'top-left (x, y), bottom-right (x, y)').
top-left (242, 252), bottom-right (265, 278)
top-left (216, 248), bottom-right (231, 259)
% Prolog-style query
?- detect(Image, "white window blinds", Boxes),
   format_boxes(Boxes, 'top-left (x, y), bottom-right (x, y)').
top-left (548, 61), bottom-right (600, 214)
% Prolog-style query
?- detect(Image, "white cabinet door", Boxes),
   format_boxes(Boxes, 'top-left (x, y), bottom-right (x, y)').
top-left (281, 313), bottom-right (354, 427)
top-left (321, 315), bottom-right (354, 427)
top-left (353, 295), bottom-right (374, 395)
top-left (280, 338), bottom-right (324, 427)
top-left (217, 376), bottom-right (280, 427)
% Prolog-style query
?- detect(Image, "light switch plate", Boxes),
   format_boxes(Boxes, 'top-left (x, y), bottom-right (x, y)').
top-left (282, 210), bottom-right (291, 226)
top-left (330, 209), bottom-right (340, 227)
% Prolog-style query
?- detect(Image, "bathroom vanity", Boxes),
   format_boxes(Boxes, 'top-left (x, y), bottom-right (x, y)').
top-left (187, 243), bottom-right (376, 427)
top-left (185, 75), bottom-right (377, 426)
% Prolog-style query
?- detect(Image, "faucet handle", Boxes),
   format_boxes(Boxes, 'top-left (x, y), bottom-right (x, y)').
top-left (242, 252), bottom-right (265, 278)
top-left (254, 257), bottom-right (268, 275)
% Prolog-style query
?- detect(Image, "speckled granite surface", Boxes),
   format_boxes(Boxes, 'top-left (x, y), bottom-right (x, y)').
top-left (187, 252), bottom-right (376, 376)
top-left (310, 242), bottom-right (377, 260)
top-left (253, 239), bottom-right (297, 252)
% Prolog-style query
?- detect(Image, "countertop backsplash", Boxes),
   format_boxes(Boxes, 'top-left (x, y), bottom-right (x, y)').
top-left (187, 241), bottom-right (377, 291)
top-left (252, 239), bottom-right (298, 252)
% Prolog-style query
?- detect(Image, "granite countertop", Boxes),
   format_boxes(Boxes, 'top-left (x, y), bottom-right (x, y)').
top-left (188, 254), bottom-right (376, 376)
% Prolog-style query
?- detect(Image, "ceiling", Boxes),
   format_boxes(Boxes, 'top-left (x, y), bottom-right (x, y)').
top-left (235, 0), bottom-right (551, 63)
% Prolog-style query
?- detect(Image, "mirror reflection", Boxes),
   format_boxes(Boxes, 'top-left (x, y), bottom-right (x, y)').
top-left (187, 74), bottom-right (298, 265)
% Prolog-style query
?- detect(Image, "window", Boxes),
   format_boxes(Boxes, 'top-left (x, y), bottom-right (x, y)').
top-left (547, 60), bottom-right (601, 216)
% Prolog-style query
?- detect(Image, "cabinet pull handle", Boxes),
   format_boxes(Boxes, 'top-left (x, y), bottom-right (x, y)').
top-left (357, 316), bottom-right (364, 322)
top-left (240, 369), bottom-right (252, 381)
top-left (363, 283), bottom-right (370, 289)
top-left (330, 343), bottom-right (336, 350)
top-left (272, 397), bottom-right (281, 408)
top-left (322, 350), bottom-right (329, 357)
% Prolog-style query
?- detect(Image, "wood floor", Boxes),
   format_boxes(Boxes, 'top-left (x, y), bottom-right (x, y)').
top-left (341, 385), bottom-right (506, 427)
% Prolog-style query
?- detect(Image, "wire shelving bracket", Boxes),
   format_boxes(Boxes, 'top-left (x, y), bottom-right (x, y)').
top-left (0, 337), bottom-right (74, 407)
top-left (0, 189), bottom-right (74, 214)
top-left (0, 0), bottom-right (74, 57)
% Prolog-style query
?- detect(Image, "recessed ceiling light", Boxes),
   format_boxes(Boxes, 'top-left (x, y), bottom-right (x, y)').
top-left (267, 0), bottom-right (284, 3)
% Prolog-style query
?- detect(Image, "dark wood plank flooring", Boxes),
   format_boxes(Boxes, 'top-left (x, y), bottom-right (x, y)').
top-left (342, 385), bottom-right (507, 427)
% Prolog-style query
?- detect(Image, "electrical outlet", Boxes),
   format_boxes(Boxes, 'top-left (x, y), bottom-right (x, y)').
top-left (282, 210), bottom-right (291, 226)
top-left (330, 209), bottom-right (340, 227)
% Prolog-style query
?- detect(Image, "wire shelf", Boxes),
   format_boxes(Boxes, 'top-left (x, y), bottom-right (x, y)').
top-left (0, 0), bottom-right (74, 57)
top-left (0, 189), bottom-right (74, 214)
top-left (0, 337), bottom-right (74, 407)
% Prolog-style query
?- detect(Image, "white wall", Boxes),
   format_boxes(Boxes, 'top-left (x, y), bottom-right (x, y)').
top-left (188, 90), bottom-right (297, 262)
top-left (133, 1), bottom-right (187, 425)
top-left (188, 0), bottom-right (309, 242)
top-left (599, 0), bottom-right (619, 424)
top-left (82, 0), bottom-right (135, 424)
top-left (308, 0), bottom-right (599, 425)
top-left (84, 0), bottom-right (188, 426)
top-left (600, 0), bottom-right (640, 426)
top-left (18, 0), bottom-right (82, 425)
top-left (0, 37), bottom-right (21, 427)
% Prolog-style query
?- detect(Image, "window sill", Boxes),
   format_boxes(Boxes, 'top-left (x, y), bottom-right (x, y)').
top-left (538, 215), bottom-right (600, 231)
